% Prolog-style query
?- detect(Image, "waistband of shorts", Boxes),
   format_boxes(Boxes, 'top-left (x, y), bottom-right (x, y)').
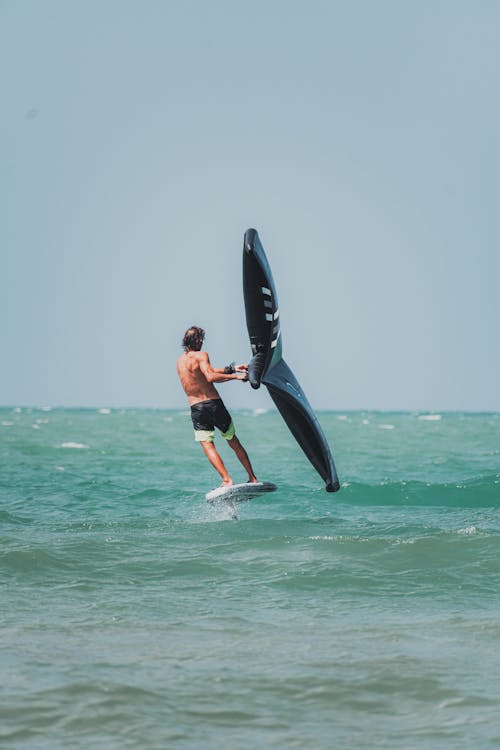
top-left (190, 398), bottom-right (222, 411)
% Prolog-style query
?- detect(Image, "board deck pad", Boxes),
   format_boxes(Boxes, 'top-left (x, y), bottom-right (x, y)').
top-left (206, 481), bottom-right (277, 503)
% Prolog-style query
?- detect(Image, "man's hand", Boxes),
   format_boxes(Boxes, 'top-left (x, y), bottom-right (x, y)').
top-left (235, 363), bottom-right (248, 381)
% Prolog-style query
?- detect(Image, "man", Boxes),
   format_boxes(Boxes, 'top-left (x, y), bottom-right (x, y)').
top-left (176, 326), bottom-right (258, 487)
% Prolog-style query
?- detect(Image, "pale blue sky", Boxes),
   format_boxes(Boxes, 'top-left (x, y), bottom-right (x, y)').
top-left (1, 0), bottom-right (499, 411)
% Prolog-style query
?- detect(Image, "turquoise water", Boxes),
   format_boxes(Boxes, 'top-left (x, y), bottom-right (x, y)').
top-left (2, 407), bottom-right (500, 749)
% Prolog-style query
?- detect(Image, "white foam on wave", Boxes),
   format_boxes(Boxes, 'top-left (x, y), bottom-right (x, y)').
top-left (337, 415), bottom-right (348, 421)
top-left (60, 442), bottom-right (89, 449)
top-left (418, 414), bottom-right (442, 421)
top-left (2, 421), bottom-right (14, 427)
top-left (309, 535), bottom-right (368, 543)
top-left (253, 408), bottom-right (268, 416)
top-left (380, 424), bottom-right (395, 430)
top-left (394, 538), bottom-right (416, 545)
top-left (309, 536), bottom-right (338, 541)
top-left (458, 526), bottom-right (477, 535)
top-left (98, 408), bottom-right (111, 415)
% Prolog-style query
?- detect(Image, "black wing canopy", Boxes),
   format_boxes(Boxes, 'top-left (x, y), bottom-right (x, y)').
top-left (243, 228), bottom-right (340, 493)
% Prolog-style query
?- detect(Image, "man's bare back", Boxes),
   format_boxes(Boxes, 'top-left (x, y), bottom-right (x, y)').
top-left (176, 350), bottom-right (247, 405)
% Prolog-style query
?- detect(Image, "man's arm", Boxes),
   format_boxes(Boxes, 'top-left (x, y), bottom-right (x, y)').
top-left (199, 353), bottom-right (247, 383)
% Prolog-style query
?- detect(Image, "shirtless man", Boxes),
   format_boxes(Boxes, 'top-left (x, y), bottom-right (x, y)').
top-left (176, 326), bottom-right (258, 487)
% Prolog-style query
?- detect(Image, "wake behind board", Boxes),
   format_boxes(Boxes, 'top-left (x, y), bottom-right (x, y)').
top-left (206, 481), bottom-right (277, 503)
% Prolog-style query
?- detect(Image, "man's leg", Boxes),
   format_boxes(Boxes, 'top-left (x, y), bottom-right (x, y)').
top-left (227, 435), bottom-right (258, 483)
top-left (200, 440), bottom-right (232, 485)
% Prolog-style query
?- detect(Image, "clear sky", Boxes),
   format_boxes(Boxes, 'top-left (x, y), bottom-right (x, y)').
top-left (1, 0), bottom-right (499, 411)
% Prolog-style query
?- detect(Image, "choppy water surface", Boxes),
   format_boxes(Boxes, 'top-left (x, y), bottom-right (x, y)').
top-left (2, 408), bottom-right (500, 748)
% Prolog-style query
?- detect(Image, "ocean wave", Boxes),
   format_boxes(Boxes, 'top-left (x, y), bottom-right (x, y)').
top-left (0, 681), bottom-right (171, 744)
top-left (339, 476), bottom-right (500, 507)
top-left (0, 510), bottom-right (33, 526)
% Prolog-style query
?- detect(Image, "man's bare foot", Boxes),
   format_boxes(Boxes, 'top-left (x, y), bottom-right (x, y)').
top-left (248, 476), bottom-right (259, 483)
top-left (221, 479), bottom-right (233, 487)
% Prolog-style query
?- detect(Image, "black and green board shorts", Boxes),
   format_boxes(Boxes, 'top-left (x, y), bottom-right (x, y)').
top-left (190, 398), bottom-right (235, 442)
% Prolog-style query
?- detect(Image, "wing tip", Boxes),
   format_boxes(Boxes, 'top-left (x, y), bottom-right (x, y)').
top-left (244, 228), bottom-right (258, 253)
top-left (326, 480), bottom-right (341, 493)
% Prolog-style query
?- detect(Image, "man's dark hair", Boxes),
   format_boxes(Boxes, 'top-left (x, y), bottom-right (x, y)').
top-left (182, 326), bottom-right (205, 352)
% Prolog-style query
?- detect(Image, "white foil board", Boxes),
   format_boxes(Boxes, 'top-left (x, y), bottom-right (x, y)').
top-left (205, 481), bottom-right (277, 503)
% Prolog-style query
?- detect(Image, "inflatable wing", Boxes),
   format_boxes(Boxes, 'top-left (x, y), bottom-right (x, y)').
top-left (243, 228), bottom-right (340, 492)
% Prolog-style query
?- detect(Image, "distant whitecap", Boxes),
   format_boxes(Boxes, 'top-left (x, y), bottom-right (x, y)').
top-left (380, 424), bottom-right (395, 430)
top-left (253, 408), bottom-right (268, 416)
top-left (309, 536), bottom-right (337, 541)
top-left (61, 442), bottom-right (89, 449)
top-left (418, 414), bottom-right (442, 421)
top-left (98, 408), bottom-right (111, 415)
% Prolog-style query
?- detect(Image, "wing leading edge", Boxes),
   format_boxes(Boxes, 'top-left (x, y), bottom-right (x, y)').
top-left (243, 228), bottom-right (340, 492)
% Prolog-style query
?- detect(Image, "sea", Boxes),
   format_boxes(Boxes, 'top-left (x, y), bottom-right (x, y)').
top-left (1, 407), bottom-right (500, 749)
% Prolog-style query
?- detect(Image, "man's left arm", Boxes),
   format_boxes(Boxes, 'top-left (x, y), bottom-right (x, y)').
top-left (213, 363), bottom-right (248, 375)
top-left (199, 354), bottom-right (247, 382)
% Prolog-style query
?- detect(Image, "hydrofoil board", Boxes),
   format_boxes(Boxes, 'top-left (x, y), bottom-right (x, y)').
top-left (206, 481), bottom-right (277, 503)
